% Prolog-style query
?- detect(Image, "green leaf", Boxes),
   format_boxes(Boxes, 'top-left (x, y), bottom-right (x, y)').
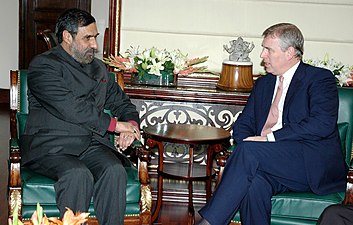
top-left (12, 203), bottom-right (19, 225)
top-left (150, 47), bottom-right (156, 58)
top-left (164, 61), bottom-right (174, 70)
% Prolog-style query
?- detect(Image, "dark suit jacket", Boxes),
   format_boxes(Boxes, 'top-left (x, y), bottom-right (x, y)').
top-left (21, 45), bottom-right (139, 165)
top-left (232, 62), bottom-right (347, 195)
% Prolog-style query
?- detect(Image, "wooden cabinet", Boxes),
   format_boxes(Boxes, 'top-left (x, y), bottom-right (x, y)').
top-left (19, 0), bottom-right (91, 69)
top-left (123, 74), bottom-right (250, 131)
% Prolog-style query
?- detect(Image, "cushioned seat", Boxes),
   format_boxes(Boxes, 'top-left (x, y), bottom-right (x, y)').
top-left (228, 87), bottom-right (353, 225)
top-left (8, 70), bottom-right (152, 225)
top-left (21, 166), bottom-right (141, 218)
top-left (271, 192), bottom-right (345, 223)
top-left (232, 191), bottom-right (345, 225)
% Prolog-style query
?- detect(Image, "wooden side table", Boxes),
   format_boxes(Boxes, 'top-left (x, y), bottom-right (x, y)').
top-left (144, 124), bottom-right (231, 225)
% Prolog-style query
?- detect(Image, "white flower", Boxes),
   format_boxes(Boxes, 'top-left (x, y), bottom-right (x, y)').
top-left (147, 58), bottom-right (164, 76)
top-left (125, 46), bottom-right (140, 59)
top-left (305, 54), bottom-right (353, 87)
top-left (104, 46), bottom-right (208, 77)
top-left (170, 49), bottom-right (187, 73)
top-left (155, 49), bottom-right (170, 65)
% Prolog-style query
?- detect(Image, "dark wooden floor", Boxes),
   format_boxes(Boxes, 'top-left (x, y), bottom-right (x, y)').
top-left (0, 103), bottom-right (205, 225)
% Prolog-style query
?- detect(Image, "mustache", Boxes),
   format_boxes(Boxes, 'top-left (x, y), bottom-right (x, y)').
top-left (260, 60), bottom-right (266, 67)
top-left (85, 48), bottom-right (97, 55)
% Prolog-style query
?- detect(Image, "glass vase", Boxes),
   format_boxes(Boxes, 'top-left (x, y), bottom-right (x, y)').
top-left (131, 71), bottom-right (177, 87)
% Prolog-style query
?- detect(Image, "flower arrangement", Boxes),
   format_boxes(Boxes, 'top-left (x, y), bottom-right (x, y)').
top-left (103, 46), bottom-right (209, 86)
top-left (305, 54), bottom-right (353, 87)
top-left (8, 203), bottom-right (89, 225)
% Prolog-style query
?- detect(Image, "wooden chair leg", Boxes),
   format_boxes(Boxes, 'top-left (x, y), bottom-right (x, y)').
top-left (344, 168), bottom-right (353, 205)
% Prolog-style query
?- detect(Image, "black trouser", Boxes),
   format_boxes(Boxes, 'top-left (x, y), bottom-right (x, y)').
top-left (27, 140), bottom-right (127, 225)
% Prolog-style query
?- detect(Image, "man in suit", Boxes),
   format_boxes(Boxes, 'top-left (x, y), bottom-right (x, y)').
top-left (21, 8), bottom-right (140, 225)
top-left (197, 23), bottom-right (347, 225)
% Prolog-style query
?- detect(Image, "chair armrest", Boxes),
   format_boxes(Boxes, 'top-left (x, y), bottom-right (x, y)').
top-left (214, 144), bottom-right (235, 189)
top-left (130, 140), bottom-right (152, 225)
top-left (344, 168), bottom-right (353, 204)
top-left (8, 137), bottom-right (23, 219)
top-left (344, 158), bottom-right (353, 204)
top-left (9, 138), bottom-right (21, 187)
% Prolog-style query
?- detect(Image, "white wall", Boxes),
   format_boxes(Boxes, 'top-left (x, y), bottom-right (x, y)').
top-left (118, 0), bottom-right (353, 75)
top-left (2, 0), bottom-right (352, 89)
top-left (91, 0), bottom-right (110, 59)
top-left (0, 0), bottom-right (19, 89)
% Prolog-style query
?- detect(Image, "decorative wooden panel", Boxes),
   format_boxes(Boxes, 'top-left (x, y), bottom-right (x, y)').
top-left (133, 99), bottom-right (243, 131)
top-left (19, 0), bottom-right (91, 69)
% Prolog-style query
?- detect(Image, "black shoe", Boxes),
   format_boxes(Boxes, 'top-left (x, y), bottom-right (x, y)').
top-left (196, 218), bottom-right (211, 225)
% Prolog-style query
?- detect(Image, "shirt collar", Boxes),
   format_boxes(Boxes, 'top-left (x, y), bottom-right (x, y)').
top-left (280, 61), bottom-right (300, 85)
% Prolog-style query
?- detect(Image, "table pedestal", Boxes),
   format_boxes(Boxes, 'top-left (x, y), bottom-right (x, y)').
top-left (144, 124), bottom-right (230, 225)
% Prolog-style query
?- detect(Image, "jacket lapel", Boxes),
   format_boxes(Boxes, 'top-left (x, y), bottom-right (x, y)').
top-left (259, 62), bottom-right (306, 131)
top-left (283, 62), bottom-right (305, 116)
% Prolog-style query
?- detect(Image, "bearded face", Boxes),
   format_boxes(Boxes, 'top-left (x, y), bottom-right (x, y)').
top-left (65, 23), bottom-right (99, 65)
top-left (70, 38), bottom-right (96, 64)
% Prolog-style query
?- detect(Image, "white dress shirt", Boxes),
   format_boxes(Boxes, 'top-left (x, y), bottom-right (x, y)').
top-left (267, 61), bottom-right (300, 141)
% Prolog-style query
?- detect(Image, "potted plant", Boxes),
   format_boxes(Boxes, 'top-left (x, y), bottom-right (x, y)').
top-left (104, 46), bottom-right (209, 87)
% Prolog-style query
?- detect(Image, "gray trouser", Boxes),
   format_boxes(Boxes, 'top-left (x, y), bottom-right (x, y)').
top-left (317, 204), bottom-right (353, 225)
top-left (27, 140), bottom-right (127, 225)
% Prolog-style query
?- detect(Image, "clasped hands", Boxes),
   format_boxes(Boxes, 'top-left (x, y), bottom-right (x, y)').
top-left (115, 121), bottom-right (141, 150)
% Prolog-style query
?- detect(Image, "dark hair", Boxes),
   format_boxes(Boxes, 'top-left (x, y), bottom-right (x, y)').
top-left (55, 8), bottom-right (96, 43)
top-left (262, 23), bottom-right (304, 59)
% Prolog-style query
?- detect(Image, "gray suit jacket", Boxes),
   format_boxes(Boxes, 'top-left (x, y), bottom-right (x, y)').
top-left (21, 45), bottom-right (139, 165)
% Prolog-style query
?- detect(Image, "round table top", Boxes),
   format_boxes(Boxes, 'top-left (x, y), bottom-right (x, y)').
top-left (143, 123), bottom-right (231, 144)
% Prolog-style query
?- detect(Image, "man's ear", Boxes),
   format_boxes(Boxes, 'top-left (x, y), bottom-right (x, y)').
top-left (286, 46), bottom-right (296, 59)
top-left (62, 30), bottom-right (73, 45)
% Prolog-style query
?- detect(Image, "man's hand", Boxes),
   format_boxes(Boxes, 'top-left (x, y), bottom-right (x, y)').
top-left (243, 136), bottom-right (267, 142)
top-left (115, 122), bottom-right (140, 150)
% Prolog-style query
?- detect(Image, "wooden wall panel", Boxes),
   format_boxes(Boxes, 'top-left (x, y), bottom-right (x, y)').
top-left (19, 0), bottom-right (91, 69)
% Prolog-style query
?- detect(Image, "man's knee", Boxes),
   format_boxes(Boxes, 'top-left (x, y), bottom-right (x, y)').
top-left (60, 167), bottom-right (94, 186)
top-left (104, 162), bottom-right (127, 182)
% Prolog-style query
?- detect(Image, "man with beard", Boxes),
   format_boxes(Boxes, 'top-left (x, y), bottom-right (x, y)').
top-left (21, 8), bottom-right (140, 225)
top-left (197, 23), bottom-right (347, 225)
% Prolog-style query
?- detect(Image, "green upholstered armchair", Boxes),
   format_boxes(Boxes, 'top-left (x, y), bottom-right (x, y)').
top-left (221, 87), bottom-right (353, 225)
top-left (8, 70), bottom-right (152, 225)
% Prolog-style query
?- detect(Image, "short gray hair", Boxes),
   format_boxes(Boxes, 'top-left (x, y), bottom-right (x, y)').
top-left (262, 23), bottom-right (304, 59)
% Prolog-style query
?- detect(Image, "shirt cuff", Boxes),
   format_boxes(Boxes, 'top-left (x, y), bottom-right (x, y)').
top-left (267, 132), bottom-right (275, 142)
top-left (108, 119), bottom-right (139, 132)
top-left (107, 118), bottom-right (117, 132)
top-left (128, 120), bottom-right (139, 127)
